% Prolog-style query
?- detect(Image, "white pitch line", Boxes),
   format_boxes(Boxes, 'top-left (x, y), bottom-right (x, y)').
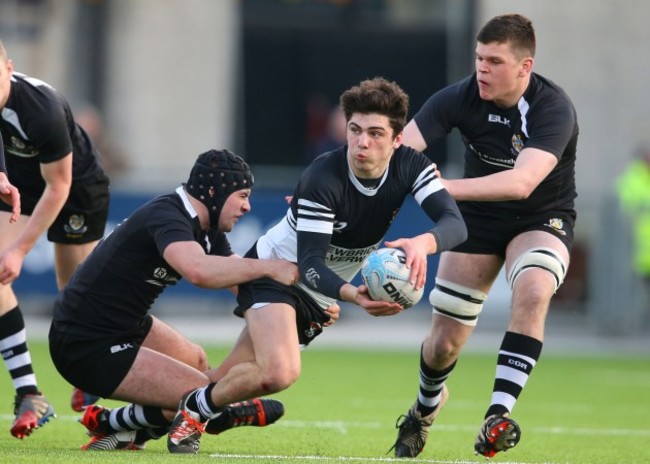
top-left (5, 415), bottom-right (649, 438)
top-left (209, 453), bottom-right (562, 464)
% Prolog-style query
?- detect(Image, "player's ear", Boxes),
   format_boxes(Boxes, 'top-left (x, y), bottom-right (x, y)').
top-left (393, 131), bottom-right (403, 149)
top-left (519, 56), bottom-right (533, 77)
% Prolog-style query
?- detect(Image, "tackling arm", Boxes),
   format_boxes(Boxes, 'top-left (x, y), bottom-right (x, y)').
top-left (163, 240), bottom-right (298, 289)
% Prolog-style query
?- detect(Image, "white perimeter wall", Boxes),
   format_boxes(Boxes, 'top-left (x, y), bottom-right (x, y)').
top-left (103, 0), bottom-right (239, 192)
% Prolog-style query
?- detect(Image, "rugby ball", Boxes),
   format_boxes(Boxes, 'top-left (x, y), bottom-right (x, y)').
top-left (360, 248), bottom-right (424, 309)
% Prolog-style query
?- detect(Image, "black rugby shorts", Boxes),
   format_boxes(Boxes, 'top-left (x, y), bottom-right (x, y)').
top-left (48, 315), bottom-right (153, 398)
top-left (453, 204), bottom-right (576, 257)
top-left (235, 241), bottom-right (331, 347)
top-left (0, 173), bottom-right (110, 244)
top-left (235, 278), bottom-right (331, 347)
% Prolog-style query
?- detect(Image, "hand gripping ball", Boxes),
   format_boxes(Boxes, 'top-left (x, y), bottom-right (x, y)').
top-left (360, 248), bottom-right (424, 309)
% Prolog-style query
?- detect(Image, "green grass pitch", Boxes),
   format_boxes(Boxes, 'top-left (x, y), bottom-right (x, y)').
top-left (0, 340), bottom-right (648, 463)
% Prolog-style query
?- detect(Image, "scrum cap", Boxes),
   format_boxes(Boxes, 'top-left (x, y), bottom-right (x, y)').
top-left (184, 149), bottom-right (254, 229)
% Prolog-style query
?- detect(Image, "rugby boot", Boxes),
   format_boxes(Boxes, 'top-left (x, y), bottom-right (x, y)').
top-left (71, 387), bottom-right (100, 412)
top-left (474, 413), bottom-right (521, 458)
top-left (10, 393), bottom-right (56, 439)
top-left (167, 391), bottom-right (207, 454)
top-left (205, 398), bottom-right (284, 434)
top-left (79, 404), bottom-right (112, 435)
top-left (389, 384), bottom-right (449, 457)
top-left (81, 430), bottom-right (141, 450)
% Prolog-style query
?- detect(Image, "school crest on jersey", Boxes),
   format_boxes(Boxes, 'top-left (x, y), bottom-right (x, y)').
top-left (511, 134), bottom-right (525, 154)
top-left (6, 136), bottom-right (38, 157)
top-left (11, 136), bottom-right (26, 150)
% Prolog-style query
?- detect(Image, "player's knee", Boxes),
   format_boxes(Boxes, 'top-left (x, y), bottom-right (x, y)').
top-left (518, 282), bottom-right (552, 307)
top-left (507, 247), bottom-right (568, 293)
top-left (193, 344), bottom-right (209, 371)
top-left (429, 278), bottom-right (487, 326)
top-left (426, 334), bottom-right (463, 363)
top-left (259, 365), bottom-right (301, 394)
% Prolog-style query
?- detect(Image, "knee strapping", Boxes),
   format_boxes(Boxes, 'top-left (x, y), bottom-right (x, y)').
top-left (429, 278), bottom-right (487, 327)
top-left (507, 247), bottom-right (567, 292)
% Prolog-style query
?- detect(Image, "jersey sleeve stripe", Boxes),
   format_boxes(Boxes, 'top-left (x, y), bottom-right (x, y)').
top-left (298, 198), bottom-right (333, 212)
top-left (412, 164), bottom-right (437, 186)
top-left (297, 218), bottom-right (334, 234)
top-left (413, 177), bottom-right (445, 205)
top-left (412, 171), bottom-right (436, 194)
top-left (297, 209), bottom-right (335, 220)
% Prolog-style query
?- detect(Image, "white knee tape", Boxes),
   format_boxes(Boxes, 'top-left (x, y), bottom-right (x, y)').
top-left (507, 247), bottom-right (567, 292)
top-left (429, 278), bottom-right (487, 326)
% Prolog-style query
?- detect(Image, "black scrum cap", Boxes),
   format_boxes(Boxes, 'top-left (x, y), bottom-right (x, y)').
top-left (184, 149), bottom-right (254, 229)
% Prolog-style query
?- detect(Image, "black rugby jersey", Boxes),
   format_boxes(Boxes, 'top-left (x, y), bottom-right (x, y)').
top-left (256, 145), bottom-right (466, 307)
top-left (414, 73), bottom-right (578, 215)
top-left (52, 187), bottom-right (232, 336)
top-left (0, 72), bottom-right (103, 198)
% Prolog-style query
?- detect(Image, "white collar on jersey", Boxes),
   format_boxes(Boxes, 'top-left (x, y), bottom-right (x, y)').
top-left (347, 157), bottom-right (389, 197)
top-left (176, 186), bottom-right (198, 218)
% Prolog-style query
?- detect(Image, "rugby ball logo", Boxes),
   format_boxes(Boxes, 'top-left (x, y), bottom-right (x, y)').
top-left (360, 248), bottom-right (424, 309)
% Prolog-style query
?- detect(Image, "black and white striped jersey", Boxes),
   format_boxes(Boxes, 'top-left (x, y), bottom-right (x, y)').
top-left (414, 72), bottom-right (578, 214)
top-left (255, 145), bottom-right (466, 307)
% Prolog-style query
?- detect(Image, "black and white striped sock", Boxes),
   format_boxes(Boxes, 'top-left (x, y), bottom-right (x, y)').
top-left (486, 331), bottom-right (543, 418)
top-left (416, 345), bottom-right (456, 417)
top-left (0, 306), bottom-right (39, 397)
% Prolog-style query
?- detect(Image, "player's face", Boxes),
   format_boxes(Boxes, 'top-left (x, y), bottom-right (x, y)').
top-left (217, 188), bottom-right (252, 232)
top-left (346, 113), bottom-right (402, 179)
top-left (475, 41), bottom-right (533, 108)
top-left (0, 58), bottom-right (13, 108)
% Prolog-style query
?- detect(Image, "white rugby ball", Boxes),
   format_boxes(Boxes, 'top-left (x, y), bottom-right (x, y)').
top-left (360, 248), bottom-right (424, 309)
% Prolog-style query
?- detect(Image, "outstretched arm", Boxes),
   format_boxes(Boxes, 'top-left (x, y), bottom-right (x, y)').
top-left (163, 240), bottom-right (299, 289)
top-left (0, 155), bottom-right (71, 285)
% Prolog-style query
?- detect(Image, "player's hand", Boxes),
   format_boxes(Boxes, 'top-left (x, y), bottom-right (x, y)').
top-left (323, 302), bottom-right (340, 327)
top-left (0, 173), bottom-right (20, 223)
top-left (384, 235), bottom-right (432, 290)
top-left (268, 260), bottom-right (299, 286)
top-left (0, 246), bottom-right (26, 285)
top-left (356, 284), bottom-right (403, 317)
top-left (431, 164), bottom-right (450, 190)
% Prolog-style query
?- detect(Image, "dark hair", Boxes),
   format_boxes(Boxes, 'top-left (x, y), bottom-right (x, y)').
top-left (477, 14), bottom-right (536, 59)
top-left (339, 77), bottom-right (409, 137)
